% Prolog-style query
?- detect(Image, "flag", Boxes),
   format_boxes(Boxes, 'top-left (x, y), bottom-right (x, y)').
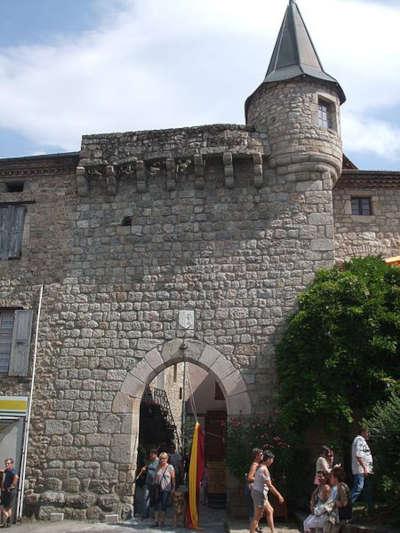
top-left (186, 422), bottom-right (205, 529)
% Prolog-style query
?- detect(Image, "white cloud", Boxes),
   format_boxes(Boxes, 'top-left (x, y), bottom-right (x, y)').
top-left (343, 111), bottom-right (400, 160)
top-left (0, 0), bottom-right (399, 167)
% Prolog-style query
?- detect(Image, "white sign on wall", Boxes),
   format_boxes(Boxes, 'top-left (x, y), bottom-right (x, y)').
top-left (178, 310), bottom-right (194, 330)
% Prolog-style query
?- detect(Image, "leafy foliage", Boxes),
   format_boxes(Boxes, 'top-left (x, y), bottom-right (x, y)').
top-left (368, 391), bottom-right (400, 524)
top-left (277, 257), bottom-right (400, 431)
top-left (226, 415), bottom-right (302, 498)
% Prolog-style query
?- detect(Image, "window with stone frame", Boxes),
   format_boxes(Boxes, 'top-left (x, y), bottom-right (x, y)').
top-left (351, 197), bottom-right (372, 216)
top-left (318, 98), bottom-right (336, 130)
top-left (0, 309), bottom-right (33, 376)
top-left (0, 204), bottom-right (26, 260)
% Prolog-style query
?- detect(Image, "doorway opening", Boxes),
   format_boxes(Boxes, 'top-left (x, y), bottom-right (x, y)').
top-left (135, 359), bottom-right (227, 517)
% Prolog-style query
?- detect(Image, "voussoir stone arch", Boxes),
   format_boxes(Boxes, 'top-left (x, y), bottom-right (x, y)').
top-left (112, 338), bottom-right (252, 417)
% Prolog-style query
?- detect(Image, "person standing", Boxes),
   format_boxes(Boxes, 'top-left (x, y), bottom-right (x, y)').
top-left (246, 449), bottom-right (263, 524)
top-left (141, 450), bottom-right (159, 520)
top-left (249, 450), bottom-right (284, 533)
top-left (0, 458), bottom-right (19, 528)
top-left (153, 452), bottom-right (175, 527)
top-left (350, 426), bottom-right (373, 512)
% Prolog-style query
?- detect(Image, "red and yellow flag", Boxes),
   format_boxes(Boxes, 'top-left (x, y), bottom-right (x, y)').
top-left (186, 422), bottom-right (205, 529)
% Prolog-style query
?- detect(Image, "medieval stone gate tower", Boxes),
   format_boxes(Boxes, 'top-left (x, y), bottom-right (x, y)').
top-left (0, 0), bottom-right (351, 520)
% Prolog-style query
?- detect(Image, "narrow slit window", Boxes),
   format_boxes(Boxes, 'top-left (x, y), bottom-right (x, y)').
top-left (351, 197), bottom-right (372, 216)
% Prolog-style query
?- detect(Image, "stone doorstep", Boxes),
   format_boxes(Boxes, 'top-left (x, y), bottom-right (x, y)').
top-left (293, 511), bottom-right (398, 533)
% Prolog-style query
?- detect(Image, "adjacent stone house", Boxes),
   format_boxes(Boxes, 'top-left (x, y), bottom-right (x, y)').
top-left (0, 0), bottom-right (399, 520)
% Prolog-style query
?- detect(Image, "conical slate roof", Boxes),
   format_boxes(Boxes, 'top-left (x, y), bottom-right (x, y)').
top-left (251, 0), bottom-right (346, 104)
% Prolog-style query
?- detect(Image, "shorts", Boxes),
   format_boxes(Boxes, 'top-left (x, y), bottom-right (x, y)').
top-left (251, 489), bottom-right (267, 509)
top-left (1, 489), bottom-right (16, 510)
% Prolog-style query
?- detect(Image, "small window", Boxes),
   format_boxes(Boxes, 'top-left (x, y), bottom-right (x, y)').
top-left (173, 364), bottom-right (177, 383)
top-left (0, 204), bottom-right (26, 260)
top-left (121, 216), bottom-right (132, 227)
top-left (6, 182), bottom-right (24, 193)
top-left (318, 99), bottom-right (335, 130)
top-left (214, 382), bottom-right (224, 401)
top-left (179, 387), bottom-right (183, 400)
top-left (351, 197), bottom-right (372, 216)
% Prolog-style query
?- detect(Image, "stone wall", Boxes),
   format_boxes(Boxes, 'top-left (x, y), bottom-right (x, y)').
top-left (334, 173), bottom-right (400, 260)
top-left (1, 119), bottom-right (344, 519)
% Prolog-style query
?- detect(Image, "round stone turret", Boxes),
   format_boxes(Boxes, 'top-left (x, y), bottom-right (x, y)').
top-left (245, 0), bottom-right (345, 180)
top-left (246, 78), bottom-right (343, 178)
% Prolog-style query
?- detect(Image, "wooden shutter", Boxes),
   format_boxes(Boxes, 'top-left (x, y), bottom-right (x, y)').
top-left (8, 206), bottom-right (26, 259)
top-left (9, 310), bottom-right (33, 377)
top-left (0, 206), bottom-right (11, 261)
top-left (0, 311), bottom-right (14, 374)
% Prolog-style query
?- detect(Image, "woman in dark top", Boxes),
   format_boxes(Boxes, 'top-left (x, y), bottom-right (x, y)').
top-left (0, 458), bottom-right (19, 528)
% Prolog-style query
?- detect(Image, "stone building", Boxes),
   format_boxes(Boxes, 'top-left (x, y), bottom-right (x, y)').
top-left (0, 0), bottom-right (399, 521)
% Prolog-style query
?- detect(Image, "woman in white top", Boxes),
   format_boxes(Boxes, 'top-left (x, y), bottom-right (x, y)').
top-left (153, 452), bottom-right (175, 527)
top-left (314, 446), bottom-right (333, 484)
top-left (249, 450), bottom-right (284, 533)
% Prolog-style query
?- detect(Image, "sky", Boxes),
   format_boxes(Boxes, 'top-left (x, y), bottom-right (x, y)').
top-left (0, 0), bottom-right (399, 170)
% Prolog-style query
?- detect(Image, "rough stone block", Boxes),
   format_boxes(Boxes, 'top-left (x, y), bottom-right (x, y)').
top-left (110, 434), bottom-right (132, 464)
top-left (199, 345), bottom-right (219, 368)
top-left (104, 513), bottom-right (119, 524)
top-left (210, 356), bottom-right (235, 381)
top-left (45, 420), bottom-right (71, 435)
top-left (50, 512), bottom-right (64, 521)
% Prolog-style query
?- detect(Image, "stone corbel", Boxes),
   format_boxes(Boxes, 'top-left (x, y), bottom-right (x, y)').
top-left (105, 164), bottom-right (117, 195)
top-left (76, 166), bottom-right (89, 196)
top-left (136, 160), bottom-right (146, 193)
top-left (223, 152), bottom-right (234, 189)
top-left (253, 153), bottom-right (263, 188)
top-left (165, 158), bottom-right (176, 191)
top-left (194, 154), bottom-right (205, 190)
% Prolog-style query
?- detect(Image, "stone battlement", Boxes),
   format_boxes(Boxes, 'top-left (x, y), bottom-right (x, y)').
top-left (77, 124), bottom-right (270, 196)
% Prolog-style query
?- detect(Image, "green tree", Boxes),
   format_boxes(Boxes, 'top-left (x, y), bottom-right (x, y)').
top-left (368, 391), bottom-right (400, 524)
top-left (277, 257), bottom-right (400, 432)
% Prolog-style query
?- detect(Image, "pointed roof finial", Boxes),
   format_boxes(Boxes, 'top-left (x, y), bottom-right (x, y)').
top-left (264, 0), bottom-right (345, 102)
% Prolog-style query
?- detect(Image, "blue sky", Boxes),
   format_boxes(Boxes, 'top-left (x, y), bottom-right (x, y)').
top-left (0, 0), bottom-right (400, 171)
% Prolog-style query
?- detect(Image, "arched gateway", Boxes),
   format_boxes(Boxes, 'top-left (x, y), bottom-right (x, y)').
top-left (110, 338), bottom-right (252, 504)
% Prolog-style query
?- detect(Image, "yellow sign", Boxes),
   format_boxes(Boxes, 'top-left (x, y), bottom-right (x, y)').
top-left (0, 396), bottom-right (28, 414)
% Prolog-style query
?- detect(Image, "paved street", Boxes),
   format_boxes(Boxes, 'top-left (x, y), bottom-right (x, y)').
top-left (12, 505), bottom-right (226, 533)
top-left (9, 509), bottom-right (300, 533)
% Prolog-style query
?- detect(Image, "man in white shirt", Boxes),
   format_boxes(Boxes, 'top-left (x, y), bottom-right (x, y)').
top-left (351, 426), bottom-right (373, 512)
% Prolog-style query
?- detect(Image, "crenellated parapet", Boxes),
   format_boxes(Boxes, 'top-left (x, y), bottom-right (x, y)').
top-left (75, 124), bottom-right (270, 196)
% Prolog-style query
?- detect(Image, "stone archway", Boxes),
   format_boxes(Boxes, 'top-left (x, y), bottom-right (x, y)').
top-left (110, 338), bottom-right (252, 503)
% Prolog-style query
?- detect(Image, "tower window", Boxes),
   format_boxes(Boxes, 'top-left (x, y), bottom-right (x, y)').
top-left (5, 182), bottom-right (25, 193)
top-left (318, 99), bottom-right (335, 130)
top-left (351, 197), bottom-right (372, 216)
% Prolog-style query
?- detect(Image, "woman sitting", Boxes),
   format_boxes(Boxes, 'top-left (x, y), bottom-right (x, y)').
top-left (324, 466), bottom-right (352, 533)
top-left (303, 471), bottom-right (331, 533)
